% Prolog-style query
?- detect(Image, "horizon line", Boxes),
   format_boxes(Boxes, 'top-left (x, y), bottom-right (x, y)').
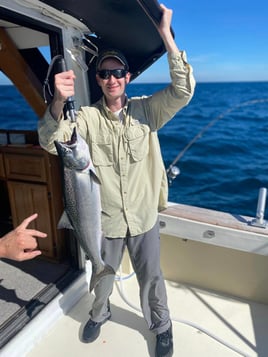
top-left (1, 79), bottom-right (268, 86)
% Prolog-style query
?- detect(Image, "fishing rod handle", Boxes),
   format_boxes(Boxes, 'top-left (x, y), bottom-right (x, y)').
top-left (58, 56), bottom-right (76, 123)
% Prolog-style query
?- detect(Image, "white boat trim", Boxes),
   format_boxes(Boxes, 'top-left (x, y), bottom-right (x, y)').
top-left (160, 203), bottom-right (268, 255)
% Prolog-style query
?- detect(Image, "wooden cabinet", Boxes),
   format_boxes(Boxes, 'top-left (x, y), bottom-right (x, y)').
top-left (7, 181), bottom-right (55, 255)
top-left (4, 151), bottom-right (48, 182)
top-left (0, 146), bottom-right (66, 260)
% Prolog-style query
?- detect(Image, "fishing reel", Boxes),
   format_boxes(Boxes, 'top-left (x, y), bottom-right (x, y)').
top-left (166, 165), bottom-right (180, 185)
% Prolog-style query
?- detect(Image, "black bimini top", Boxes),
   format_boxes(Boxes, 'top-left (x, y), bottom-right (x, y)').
top-left (40, 0), bottom-right (173, 101)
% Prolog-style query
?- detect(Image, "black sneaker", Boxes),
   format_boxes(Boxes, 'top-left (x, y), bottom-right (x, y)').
top-left (82, 314), bottom-right (111, 343)
top-left (155, 325), bottom-right (173, 357)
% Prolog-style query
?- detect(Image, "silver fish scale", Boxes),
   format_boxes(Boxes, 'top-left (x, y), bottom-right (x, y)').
top-left (55, 128), bottom-right (115, 291)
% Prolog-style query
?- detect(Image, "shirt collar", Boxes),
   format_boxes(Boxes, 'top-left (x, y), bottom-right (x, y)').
top-left (99, 95), bottom-right (128, 119)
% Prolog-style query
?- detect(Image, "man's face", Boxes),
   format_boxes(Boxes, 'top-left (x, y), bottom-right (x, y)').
top-left (96, 58), bottom-right (131, 101)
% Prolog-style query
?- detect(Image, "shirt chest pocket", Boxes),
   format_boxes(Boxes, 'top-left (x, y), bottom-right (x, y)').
top-left (91, 134), bottom-right (113, 167)
top-left (125, 125), bottom-right (150, 162)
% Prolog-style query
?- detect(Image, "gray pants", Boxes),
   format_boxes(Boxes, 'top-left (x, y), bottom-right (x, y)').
top-left (91, 220), bottom-right (171, 335)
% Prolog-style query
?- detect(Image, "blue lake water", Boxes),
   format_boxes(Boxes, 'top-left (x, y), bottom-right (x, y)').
top-left (1, 81), bottom-right (268, 217)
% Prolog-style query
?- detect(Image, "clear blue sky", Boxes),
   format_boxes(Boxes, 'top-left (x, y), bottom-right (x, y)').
top-left (1, 0), bottom-right (267, 84)
top-left (136, 0), bottom-right (268, 83)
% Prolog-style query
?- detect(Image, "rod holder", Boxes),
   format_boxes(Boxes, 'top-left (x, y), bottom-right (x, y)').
top-left (250, 187), bottom-right (267, 228)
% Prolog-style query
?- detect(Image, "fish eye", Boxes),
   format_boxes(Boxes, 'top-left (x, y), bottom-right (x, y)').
top-left (64, 147), bottom-right (71, 154)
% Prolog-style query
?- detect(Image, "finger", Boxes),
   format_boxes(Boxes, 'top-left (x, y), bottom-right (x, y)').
top-left (20, 250), bottom-right (42, 261)
top-left (25, 229), bottom-right (47, 238)
top-left (21, 236), bottom-right (39, 251)
top-left (56, 70), bottom-right (75, 82)
top-left (19, 213), bottom-right (38, 229)
top-left (66, 70), bottom-right (76, 80)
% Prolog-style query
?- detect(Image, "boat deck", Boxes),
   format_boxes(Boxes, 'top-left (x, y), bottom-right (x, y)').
top-left (24, 273), bottom-right (268, 357)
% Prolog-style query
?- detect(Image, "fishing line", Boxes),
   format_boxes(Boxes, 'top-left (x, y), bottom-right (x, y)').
top-left (166, 98), bottom-right (268, 183)
top-left (115, 267), bottom-right (253, 357)
top-left (43, 54), bottom-right (63, 103)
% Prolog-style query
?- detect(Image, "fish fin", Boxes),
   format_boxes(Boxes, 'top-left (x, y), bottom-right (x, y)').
top-left (57, 211), bottom-right (74, 230)
top-left (89, 264), bottom-right (115, 292)
top-left (89, 168), bottom-right (101, 185)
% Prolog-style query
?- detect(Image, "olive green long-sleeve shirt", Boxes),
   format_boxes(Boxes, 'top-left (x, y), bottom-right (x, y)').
top-left (38, 51), bottom-right (195, 238)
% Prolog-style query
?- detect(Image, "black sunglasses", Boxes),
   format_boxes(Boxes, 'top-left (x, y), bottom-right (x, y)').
top-left (97, 69), bottom-right (128, 79)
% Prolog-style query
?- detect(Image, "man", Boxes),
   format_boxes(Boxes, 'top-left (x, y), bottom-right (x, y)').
top-left (0, 213), bottom-right (47, 261)
top-left (38, 4), bottom-right (195, 356)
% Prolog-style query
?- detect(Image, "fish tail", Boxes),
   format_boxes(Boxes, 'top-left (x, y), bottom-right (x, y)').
top-left (89, 264), bottom-right (115, 292)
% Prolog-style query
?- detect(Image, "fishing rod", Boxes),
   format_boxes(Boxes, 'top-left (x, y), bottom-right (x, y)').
top-left (166, 98), bottom-right (268, 185)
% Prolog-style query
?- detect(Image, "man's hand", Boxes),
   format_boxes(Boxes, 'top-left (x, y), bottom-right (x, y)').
top-left (158, 4), bottom-right (179, 54)
top-left (50, 70), bottom-right (76, 121)
top-left (0, 213), bottom-right (47, 261)
top-left (54, 70), bottom-right (76, 102)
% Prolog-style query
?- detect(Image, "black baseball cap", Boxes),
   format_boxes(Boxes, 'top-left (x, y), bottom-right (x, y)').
top-left (96, 49), bottom-right (129, 71)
